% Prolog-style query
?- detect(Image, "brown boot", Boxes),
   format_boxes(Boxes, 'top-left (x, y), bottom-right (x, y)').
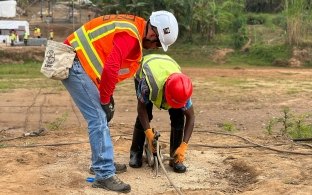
top-left (92, 175), bottom-right (131, 193)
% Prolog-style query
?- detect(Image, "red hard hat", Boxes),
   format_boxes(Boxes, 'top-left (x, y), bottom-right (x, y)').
top-left (165, 73), bottom-right (193, 108)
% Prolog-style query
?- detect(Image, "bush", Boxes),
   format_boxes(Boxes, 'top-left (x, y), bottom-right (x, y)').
top-left (271, 15), bottom-right (287, 29)
top-left (249, 44), bottom-right (291, 63)
top-left (228, 44), bottom-right (292, 66)
top-left (246, 14), bottom-right (267, 25)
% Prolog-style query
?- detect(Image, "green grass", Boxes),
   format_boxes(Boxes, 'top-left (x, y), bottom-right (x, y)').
top-left (0, 62), bottom-right (43, 78)
top-left (227, 44), bottom-right (292, 66)
top-left (0, 62), bottom-right (63, 91)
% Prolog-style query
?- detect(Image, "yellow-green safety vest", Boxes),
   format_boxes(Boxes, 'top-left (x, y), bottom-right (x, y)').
top-left (135, 54), bottom-right (181, 110)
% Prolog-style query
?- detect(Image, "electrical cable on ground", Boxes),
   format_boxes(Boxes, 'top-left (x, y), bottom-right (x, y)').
top-left (2, 141), bottom-right (89, 148)
top-left (156, 140), bottom-right (183, 195)
top-left (200, 130), bottom-right (312, 155)
top-left (1, 130), bottom-right (312, 156)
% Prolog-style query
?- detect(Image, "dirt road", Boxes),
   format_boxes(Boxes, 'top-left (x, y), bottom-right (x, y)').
top-left (1, 67), bottom-right (312, 195)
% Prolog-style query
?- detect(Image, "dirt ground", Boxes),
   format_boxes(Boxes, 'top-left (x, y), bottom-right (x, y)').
top-left (1, 63), bottom-right (312, 195)
top-left (1, 2), bottom-right (311, 193)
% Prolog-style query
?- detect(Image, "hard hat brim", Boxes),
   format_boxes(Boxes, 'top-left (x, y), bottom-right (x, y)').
top-left (166, 96), bottom-right (185, 108)
top-left (160, 41), bottom-right (168, 52)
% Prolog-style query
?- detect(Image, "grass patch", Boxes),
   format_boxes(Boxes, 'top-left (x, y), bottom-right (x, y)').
top-left (228, 44), bottom-right (292, 66)
top-left (0, 62), bottom-right (64, 91)
top-left (0, 62), bottom-right (43, 78)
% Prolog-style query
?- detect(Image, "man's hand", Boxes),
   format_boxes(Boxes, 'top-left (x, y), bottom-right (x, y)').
top-left (101, 96), bottom-right (115, 123)
top-left (145, 128), bottom-right (156, 153)
top-left (173, 142), bottom-right (188, 163)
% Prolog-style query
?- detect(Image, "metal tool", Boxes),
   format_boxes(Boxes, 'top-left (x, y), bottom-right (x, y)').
top-left (144, 129), bottom-right (162, 176)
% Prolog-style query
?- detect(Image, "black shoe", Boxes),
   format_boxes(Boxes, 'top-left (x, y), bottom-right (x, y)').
top-left (89, 163), bottom-right (127, 175)
top-left (169, 160), bottom-right (187, 173)
top-left (92, 175), bottom-right (131, 193)
top-left (129, 151), bottom-right (142, 168)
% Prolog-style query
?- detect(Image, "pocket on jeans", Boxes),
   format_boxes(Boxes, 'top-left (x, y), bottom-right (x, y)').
top-left (71, 61), bottom-right (84, 75)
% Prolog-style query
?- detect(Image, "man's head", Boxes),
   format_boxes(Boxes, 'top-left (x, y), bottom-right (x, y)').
top-left (143, 11), bottom-right (178, 51)
top-left (165, 73), bottom-right (193, 108)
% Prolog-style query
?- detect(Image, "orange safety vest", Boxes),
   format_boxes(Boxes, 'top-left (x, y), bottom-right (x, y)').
top-left (66, 14), bottom-right (146, 88)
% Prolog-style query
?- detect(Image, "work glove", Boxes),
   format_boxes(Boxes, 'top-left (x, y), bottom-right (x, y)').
top-left (101, 96), bottom-right (115, 123)
top-left (145, 128), bottom-right (156, 153)
top-left (173, 142), bottom-right (188, 163)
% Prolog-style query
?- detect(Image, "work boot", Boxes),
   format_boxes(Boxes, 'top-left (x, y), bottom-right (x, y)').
top-left (89, 163), bottom-right (127, 175)
top-left (169, 110), bottom-right (186, 173)
top-left (114, 163), bottom-right (127, 173)
top-left (92, 175), bottom-right (131, 193)
top-left (129, 118), bottom-right (146, 168)
top-left (169, 160), bottom-right (187, 173)
top-left (129, 151), bottom-right (142, 168)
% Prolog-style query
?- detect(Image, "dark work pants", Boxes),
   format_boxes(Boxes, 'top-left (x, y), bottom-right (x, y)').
top-left (130, 79), bottom-right (185, 156)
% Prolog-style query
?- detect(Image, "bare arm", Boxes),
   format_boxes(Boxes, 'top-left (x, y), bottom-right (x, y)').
top-left (183, 105), bottom-right (195, 143)
top-left (137, 100), bottom-right (151, 131)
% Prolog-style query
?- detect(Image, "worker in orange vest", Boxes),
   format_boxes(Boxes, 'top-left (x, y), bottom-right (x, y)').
top-left (62, 11), bottom-right (179, 193)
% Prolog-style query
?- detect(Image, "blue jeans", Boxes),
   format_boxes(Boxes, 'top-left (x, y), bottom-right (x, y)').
top-left (62, 60), bottom-right (115, 180)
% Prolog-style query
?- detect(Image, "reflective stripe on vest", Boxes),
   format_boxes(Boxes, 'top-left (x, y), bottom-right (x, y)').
top-left (70, 21), bottom-right (142, 79)
top-left (136, 54), bottom-right (181, 109)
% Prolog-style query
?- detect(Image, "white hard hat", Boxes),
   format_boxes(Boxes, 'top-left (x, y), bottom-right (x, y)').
top-left (150, 10), bottom-right (179, 52)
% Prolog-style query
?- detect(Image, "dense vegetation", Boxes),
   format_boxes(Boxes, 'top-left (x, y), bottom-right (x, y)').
top-left (92, 0), bottom-right (312, 66)
top-left (15, 0), bottom-right (312, 66)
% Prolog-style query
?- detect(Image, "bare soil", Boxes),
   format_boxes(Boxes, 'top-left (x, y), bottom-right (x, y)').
top-left (1, 65), bottom-right (312, 195)
top-left (1, 2), bottom-right (311, 193)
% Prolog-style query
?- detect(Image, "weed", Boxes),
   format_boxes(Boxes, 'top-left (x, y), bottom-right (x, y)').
top-left (265, 117), bottom-right (278, 135)
top-left (0, 144), bottom-right (6, 148)
top-left (265, 107), bottom-right (312, 139)
top-left (219, 122), bottom-right (238, 132)
top-left (47, 112), bottom-right (69, 131)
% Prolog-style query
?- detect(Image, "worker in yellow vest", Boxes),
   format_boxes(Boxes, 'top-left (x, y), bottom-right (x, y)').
top-left (23, 31), bottom-right (29, 46)
top-left (49, 29), bottom-right (54, 40)
top-left (9, 30), bottom-right (16, 46)
top-left (34, 27), bottom-right (41, 38)
top-left (36, 27), bottom-right (41, 38)
top-left (129, 54), bottom-right (194, 174)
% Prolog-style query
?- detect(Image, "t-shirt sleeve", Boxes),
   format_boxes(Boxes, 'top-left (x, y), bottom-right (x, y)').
top-left (136, 78), bottom-right (151, 104)
top-left (99, 32), bottom-right (140, 104)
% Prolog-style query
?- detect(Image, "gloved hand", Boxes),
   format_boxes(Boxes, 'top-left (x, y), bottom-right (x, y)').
top-left (145, 128), bottom-right (156, 153)
top-left (173, 142), bottom-right (188, 163)
top-left (101, 96), bottom-right (115, 123)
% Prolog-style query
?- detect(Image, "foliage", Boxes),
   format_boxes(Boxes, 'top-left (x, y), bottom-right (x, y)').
top-left (265, 107), bottom-right (312, 139)
top-left (284, 0), bottom-right (312, 46)
top-left (12, 0), bottom-right (312, 67)
top-left (227, 44), bottom-right (292, 66)
top-left (249, 44), bottom-right (291, 62)
top-left (246, 14), bottom-right (267, 25)
top-left (245, 0), bottom-right (284, 13)
top-left (48, 112), bottom-right (69, 131)
top-left (218, 122), bottom-right (238, 132)
top-left (271, 14), bottom-right (287, 29)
